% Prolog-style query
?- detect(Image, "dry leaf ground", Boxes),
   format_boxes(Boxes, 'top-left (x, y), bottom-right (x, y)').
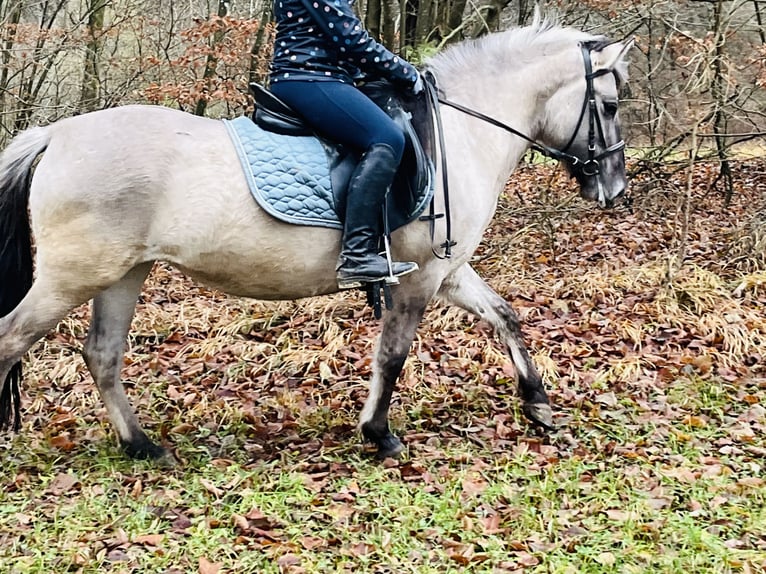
top-left (0, 158), bottom-right (764, 573)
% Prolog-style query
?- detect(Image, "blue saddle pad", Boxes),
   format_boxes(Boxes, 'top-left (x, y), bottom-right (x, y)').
top-left (224, 116), bottom-right (343, 229)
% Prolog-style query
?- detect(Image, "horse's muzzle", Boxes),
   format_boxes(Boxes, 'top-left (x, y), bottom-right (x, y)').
top-left (600, 188), bottom-right (627, 209)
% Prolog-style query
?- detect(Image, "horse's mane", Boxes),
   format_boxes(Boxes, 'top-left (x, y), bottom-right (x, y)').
top-left (427, 16), bottom-right (622, 87)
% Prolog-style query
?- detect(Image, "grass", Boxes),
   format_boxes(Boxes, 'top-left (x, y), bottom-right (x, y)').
top-left (1, 160), bottom-right (766, 573)
top-left (1, 387), bottom-right (764, 574)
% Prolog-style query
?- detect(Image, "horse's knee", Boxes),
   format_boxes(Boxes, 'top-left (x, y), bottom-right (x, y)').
top-left (82, 344), bottom-right (120, 385)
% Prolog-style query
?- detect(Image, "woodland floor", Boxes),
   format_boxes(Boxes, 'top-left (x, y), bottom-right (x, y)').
top-left (0, 158), bottom-right (765, 573)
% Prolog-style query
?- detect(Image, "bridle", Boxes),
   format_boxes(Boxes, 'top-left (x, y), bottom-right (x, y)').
top-left (420, 41), bottom-right (625, 259)
top-left (561, 43), bottom-right (626, 176)
top-left (432, 42), bottom-right (625, 177)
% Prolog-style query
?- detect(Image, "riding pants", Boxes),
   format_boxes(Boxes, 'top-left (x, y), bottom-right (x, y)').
top-left (269, 80), bottom-right (405, 161)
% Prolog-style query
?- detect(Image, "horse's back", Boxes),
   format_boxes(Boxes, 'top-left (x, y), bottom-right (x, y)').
top-left (28, 105), bottom-right (344, 298)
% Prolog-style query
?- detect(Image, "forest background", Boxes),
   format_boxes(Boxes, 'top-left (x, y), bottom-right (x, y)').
top-left (1, 1), bottom-right (765, 573)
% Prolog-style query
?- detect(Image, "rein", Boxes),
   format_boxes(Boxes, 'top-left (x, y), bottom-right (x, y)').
top-left (419, 43), bottom-right (625, 259)
top-left (436, 43), bottom-right (625, 175)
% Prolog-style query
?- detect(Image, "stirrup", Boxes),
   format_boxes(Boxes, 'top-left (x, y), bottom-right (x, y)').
top-left (336, 262), bottom-right (417, 290)
top-left (337, 231), bottom-right (418, 290)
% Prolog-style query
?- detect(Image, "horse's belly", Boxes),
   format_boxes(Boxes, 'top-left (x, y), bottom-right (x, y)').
top-left (158, 215), bottom-right (343, 300)
top-left (174, 250), bottom-right (341, 300)
top-left (137, 120), bottom-right (344, 300)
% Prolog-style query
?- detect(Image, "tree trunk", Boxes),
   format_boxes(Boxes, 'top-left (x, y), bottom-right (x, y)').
top-left (80, 0), bottom-right (108, 112)
top-left (250, 4), bottom-right (273, 85)
top-left (517, 0), bottom-right (533, 25)
top-left (402, 0), bottom-right (418, 50)
top-left (445, 0), bottom-right (468, 43)
top-left (0, 2), bottom-right (22, 127)
top-left (754, 0), bottom-right (766, 44)
top-left (194, 0), bottom-right (229, 117)
top-left (711, 0), bottom-right (733, 204)
top-left (366, 0), bottom-right (382, 40)
top-left (382, 0), bottom-right (397, 49)
top-left (471, 0), bottom-right (511, 37)
top-left (414, 0), bottom-right (433, 44)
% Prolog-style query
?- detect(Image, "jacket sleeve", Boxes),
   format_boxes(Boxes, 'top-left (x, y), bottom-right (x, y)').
top-left (298, 0), bottom-right (418, 86)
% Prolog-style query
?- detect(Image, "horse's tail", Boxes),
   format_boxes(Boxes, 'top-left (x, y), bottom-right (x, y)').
top-left (0, 126), bottom-right (50, 431)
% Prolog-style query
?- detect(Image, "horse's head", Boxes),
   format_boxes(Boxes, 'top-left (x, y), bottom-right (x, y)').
top-left (543, 39), bottom-right (633, 208)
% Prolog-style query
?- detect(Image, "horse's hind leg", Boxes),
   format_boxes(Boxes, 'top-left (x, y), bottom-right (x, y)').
top-left (437, 263), bottom-right (554, 429)
top-left (0, 280), bottom-right (96, 428)
top-left (360, 289), bottom-right (431, 458)
top-left (81, 262), bottom-right (168, 460)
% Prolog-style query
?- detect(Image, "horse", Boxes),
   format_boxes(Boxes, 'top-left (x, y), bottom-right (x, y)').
top-left (0, 18), bottom-right (632, 462)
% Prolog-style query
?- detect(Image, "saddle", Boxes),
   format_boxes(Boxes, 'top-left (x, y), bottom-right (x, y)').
top-left (249, 81), bottom-right (434, 231)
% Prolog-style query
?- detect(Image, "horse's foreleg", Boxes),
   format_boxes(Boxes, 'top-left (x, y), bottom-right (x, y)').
top-left (81, 262), bottom-right (169, 461)
top-left (437, 263), bottom-right (554, 429)
top-left (360, 292), bottom-right (430, 458)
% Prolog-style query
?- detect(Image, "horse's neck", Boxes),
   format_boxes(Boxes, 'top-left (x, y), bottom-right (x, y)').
top-left (443, 49), bottom-right (578, 175)
top-left (437, 56), bottom-right (577, 232)
top-left (442, 73), bottom-right (539, 182)
top-left (438, 98), bottom-right (531, 234)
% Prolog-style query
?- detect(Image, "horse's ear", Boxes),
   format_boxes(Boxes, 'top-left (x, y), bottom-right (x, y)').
top-left (594, 39), bottom-right (634, 85)
top-left (596, 39), bottom-right (634, 71)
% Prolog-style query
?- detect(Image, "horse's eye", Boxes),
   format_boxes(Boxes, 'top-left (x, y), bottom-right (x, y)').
top-left (603, 100), bottom-right (619, 117)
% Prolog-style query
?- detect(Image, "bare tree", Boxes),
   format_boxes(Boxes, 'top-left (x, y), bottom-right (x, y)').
top-left (195, 0), bottom-right (230, 116)
top-left (80, 0), bottom-right (108, 112)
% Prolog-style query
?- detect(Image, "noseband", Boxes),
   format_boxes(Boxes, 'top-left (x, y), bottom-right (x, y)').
top-left (433, 42), bottom-right (625, 176)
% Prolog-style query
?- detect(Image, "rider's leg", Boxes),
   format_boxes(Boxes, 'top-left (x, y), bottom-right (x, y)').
top-left (270, 81), bottom-right (418, 287)
top-left (335, 142), bottom-right (417, 288)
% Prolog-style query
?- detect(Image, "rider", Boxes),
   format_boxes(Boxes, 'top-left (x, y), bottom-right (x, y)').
top-left (269, 0), bottom-right (423, 289)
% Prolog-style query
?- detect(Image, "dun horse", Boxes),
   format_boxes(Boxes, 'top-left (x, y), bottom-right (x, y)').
top-left (0, 20), bottom-right (631, 461)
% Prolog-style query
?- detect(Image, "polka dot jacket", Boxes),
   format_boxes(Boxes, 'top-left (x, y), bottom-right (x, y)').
top-left (270, 0), bottom-right (418, 87)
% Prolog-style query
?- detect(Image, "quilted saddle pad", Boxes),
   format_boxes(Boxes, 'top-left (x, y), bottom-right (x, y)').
top-left (223, 116), bottom-right (344, 230)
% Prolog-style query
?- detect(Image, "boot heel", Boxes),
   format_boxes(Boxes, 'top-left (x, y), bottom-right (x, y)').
top-left (337, 278), bottom-right (364, 290)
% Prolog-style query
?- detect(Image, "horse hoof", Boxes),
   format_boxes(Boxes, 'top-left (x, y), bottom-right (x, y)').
top-left (376, 433), bottom-right (405, 459)
top-left (122, 439), bottom-right (173, 463)
top-left (523, 403), bottom-right (555, 431)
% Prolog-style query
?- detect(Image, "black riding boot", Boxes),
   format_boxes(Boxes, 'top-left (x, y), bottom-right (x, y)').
top-left (337, 143), bottom-right (418, 289)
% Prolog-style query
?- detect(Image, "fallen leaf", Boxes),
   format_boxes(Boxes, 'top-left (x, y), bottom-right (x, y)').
top-left (515, 552), bottom-right (540, 567)
top-left (134, 534), bottom-right (164, 546)
top-left (481, 514), bottom-right (504, 534)
top-left (462, 475), bottom-right (488, 497)
top-left (349, 542), bottom-right (375, 557)
top-left (277, 553), bottom-right (301, 567)
top-left (48, 473), bottom-right (79, 496)
top-left (200, 479), bottom-right (224, 497)
top-left (199, 557), bottom-right (221, 574)
top-left (595, 392), bottom-right (618, 407)
top-left (48, 435), bottom-right (76, 451)
top-left (596, 552), bottom-right (616, 566)
top-left (232, 514), bottom-right (249, 532)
